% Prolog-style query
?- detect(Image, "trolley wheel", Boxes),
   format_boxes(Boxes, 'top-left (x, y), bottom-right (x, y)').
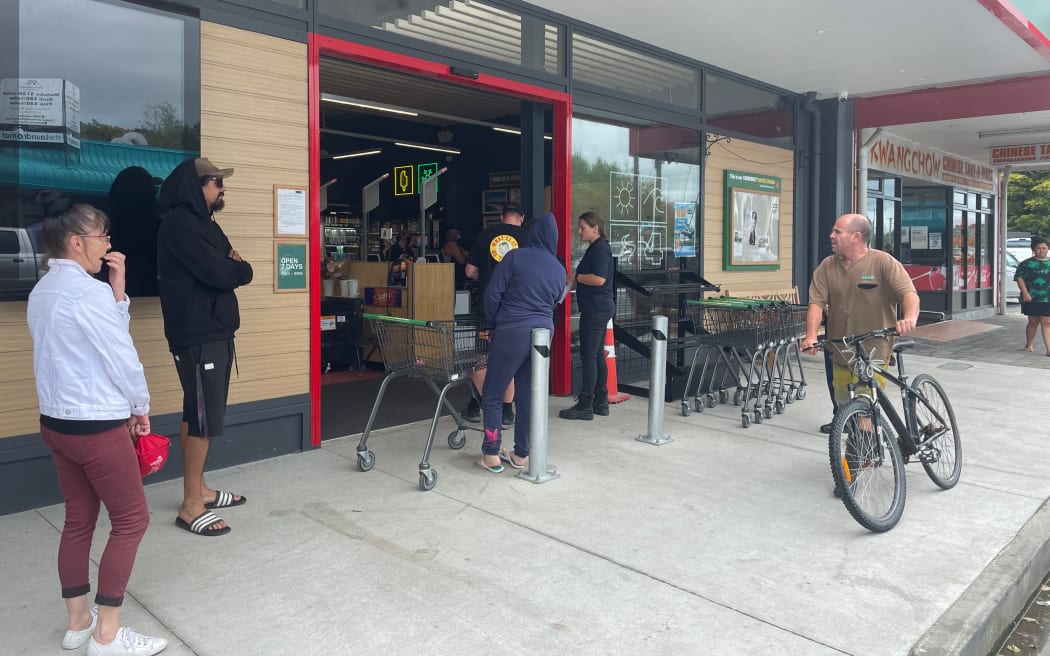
top-left (719, 390), bottom-right (729, 405)
top-left (775, 399), bottom-right (786, 415)
top-left (418, 469), bottom-right (437, 491)
top-left (741, 413), bottom-right (751, 428)
top-left (785, 389), bottom-right (795, 404)
top-left (357, 450), bottom-right (375, 472)
top-left (694, 398), bottom-right (705, 413)
top-left (733, 389), bottom-right (745, 406)
top-left (764, 405), bottom-right (774, 420)
top-left (753, 409), bottom-right (763, 425)
top-left (796, 385), bottom-right (807, 401)
top-left (447, 430), bottom-right (467, 450)
top-left (706, 393), bottom-right (716, 408)
top-left (681, 401), bottom-right (692, 417)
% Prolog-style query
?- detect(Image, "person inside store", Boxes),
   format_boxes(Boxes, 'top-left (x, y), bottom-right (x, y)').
top-left (388, 232), bottom-right (415, 263)
top-left (462, 203), bottom-right (529, 426)
top-left (560, 211), bottom-right (616, 421)
top-left (27, 192), bottom-right (169, 655)
top-left (1016, 235), bottom-right (1050, 355)
top-left (158, 158), bottom-right (253, 537)
top-left (802, 213), bottom-right (919, 435)
top-left (442, 227), bottom-right (470, 288)
top-left (477, 212), bottom-right (566, 473)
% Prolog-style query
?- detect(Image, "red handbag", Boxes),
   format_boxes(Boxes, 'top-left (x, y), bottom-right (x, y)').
top-left (134, 433), bottom-right (170, 478)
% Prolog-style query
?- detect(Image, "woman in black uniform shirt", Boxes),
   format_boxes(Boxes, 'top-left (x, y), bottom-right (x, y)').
top-left (560, 212), bottom-right (616, 420)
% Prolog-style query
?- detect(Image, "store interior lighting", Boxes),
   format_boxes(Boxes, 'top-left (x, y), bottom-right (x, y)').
top-left (394, 141), bottom-right (461, 155)
top-left (321, 93), bottom-right (419, 117)
top-left (330, 148), bottom-right (383, 159)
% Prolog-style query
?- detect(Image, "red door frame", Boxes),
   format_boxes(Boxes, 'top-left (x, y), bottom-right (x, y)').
top-left (308, 33), bottom-right (573, 447)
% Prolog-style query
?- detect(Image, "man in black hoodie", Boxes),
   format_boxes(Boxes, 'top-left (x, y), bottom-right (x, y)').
top-left (158, 158), bottom-right (253, 536)
top-left (477, 212), bottom-right (565, 473)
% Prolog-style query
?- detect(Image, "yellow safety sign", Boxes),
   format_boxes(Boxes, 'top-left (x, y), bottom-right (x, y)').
top-left (393, 165), bottom-right (415, 196)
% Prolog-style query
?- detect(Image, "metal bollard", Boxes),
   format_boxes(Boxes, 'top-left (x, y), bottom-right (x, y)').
top-left (519, 328), bottom-right (560, 483)
top-left (637, 315), bottom-right (673, 446)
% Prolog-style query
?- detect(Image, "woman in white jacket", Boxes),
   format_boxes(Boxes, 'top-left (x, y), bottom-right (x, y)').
top-left (27, 193), bottom-right (167, 656)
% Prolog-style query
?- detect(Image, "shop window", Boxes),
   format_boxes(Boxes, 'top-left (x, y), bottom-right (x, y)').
top-left (570, 115), bottom-right (701, 273)
top-left (0, 0), bottom-right (199, 301)
top-left (705, 73), bottom-right (794, 143)
top-left (901, 188), bottom-right (948, 291)
top-left (322, 0), bottom-right (560, 75)
top-left (571, 33), bottom-right (699, 109)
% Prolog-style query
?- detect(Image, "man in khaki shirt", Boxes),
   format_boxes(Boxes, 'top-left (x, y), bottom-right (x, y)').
top-left (803, 214), bottom-right (919, 409)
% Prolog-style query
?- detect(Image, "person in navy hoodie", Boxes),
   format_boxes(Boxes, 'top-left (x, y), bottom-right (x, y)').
top-left (477, 212), bottom-right (565, 473)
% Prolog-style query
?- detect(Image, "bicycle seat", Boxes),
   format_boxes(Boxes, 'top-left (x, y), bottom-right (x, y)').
top-left (892, 337), bottom-right (915, 353)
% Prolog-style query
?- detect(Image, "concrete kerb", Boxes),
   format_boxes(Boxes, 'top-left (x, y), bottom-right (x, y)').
top-left (911, 497), bottom-right (1050, 656)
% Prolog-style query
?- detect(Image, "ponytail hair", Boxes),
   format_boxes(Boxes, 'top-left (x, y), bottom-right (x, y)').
top-left (577, 211), bottom-right (607, 239)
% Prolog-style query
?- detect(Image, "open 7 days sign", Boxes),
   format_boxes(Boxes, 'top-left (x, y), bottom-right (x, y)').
top-left (274, 242), bottom-right (308, 293)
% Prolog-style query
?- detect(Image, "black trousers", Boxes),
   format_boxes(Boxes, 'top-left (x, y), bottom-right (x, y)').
top-left (579, 311), bottom-right (612, 399)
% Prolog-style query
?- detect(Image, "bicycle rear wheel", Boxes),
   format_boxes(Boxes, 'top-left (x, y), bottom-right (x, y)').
top-left (910, 374), bottom-right (962, 490)
top-left (829, 400), bottom-right (907, 533)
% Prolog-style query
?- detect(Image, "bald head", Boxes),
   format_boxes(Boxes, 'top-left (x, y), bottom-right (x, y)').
top-left (830, 213), bottom-right (872, 259)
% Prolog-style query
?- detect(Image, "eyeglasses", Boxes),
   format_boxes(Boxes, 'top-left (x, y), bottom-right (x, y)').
top-left (201, 176), bottom-right (224, 188)
top-left (78, 233), bottom-right (111, 244)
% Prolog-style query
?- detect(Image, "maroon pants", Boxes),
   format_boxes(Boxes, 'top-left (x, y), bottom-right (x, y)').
top-left (41, 424), bottom-right (149, 607)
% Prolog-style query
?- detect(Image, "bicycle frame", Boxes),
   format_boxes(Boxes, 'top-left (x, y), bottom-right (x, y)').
top-left (840, 336), bottom-right (951, 458)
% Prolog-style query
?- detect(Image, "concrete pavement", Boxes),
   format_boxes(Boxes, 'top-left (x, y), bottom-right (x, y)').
top-left (3, 332), bottom-right (1049, 656)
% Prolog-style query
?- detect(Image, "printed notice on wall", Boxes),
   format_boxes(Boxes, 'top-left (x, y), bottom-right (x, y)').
top-left (911, 226), bottom-right (929, 250)
top-left (928, 232), bottom-right (942, 250)
top-left (274, 186), bottom-right (308, 237)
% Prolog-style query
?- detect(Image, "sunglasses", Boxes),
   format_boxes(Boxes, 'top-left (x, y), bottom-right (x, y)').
top-left (201, 176), bottom-right (224, 188)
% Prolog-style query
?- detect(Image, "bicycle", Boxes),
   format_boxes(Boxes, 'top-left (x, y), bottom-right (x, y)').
top-left (815, 328), bottom-right (962, 532)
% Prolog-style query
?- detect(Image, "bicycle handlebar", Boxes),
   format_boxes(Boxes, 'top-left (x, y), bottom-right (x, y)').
top-left (814, 326), bottom-right (900, 350)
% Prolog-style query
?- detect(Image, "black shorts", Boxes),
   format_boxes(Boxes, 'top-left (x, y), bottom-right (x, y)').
top-left (1021, 301), bottom-right (1050, 317)
top-left (173, 339), bottom-right (233, 438)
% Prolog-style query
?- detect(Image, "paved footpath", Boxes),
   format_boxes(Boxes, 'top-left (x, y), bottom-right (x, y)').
top-left (3, 315), bottom-right (1049, 656)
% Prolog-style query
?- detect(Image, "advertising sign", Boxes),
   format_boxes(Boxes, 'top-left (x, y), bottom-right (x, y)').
top-left (274, 242), bottom-right (308, 292)
top-left (868, 132), bottom-right (994, 192)
top-left (990, 143), bottom-right (1050, 166)
top-left (364, 287), bottom-right (403, 307)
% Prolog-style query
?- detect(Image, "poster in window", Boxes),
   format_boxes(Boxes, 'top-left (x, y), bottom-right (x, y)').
top-left (723, 170), bottom-right (781, 270)
top-left (673, 202), bottom-right (696, 258)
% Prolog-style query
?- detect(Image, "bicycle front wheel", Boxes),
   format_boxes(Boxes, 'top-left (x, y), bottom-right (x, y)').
top-left (829, 400), bottom-right (907, 533)
top-left (911, 374), bottom-right (962, 490)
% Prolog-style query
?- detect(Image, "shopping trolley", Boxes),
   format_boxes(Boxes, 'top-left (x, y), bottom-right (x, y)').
top-left (355, 314), bottom-right (489, 491)
top-left (682, 298), bottom-right (809, 427)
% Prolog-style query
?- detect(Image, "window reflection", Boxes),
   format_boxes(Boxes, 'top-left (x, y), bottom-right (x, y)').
top-left (571, 116), bottom-right (701, 272)
top-left (320, 0), bottom-right (560, 74)
top-left (572, 33), bottom-right (698, 108)
top-left (1, 0), bottom-right (199, 300)
top-left (705, 73), bottom-right (794, 143)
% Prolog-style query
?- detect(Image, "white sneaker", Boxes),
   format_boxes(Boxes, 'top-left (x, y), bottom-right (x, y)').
top-left (87, 627), bottom-right (168, 656)
top-left (62, 606), bottom-right (98, 649)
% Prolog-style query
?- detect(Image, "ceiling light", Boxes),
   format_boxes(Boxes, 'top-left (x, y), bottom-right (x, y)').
top-left (331, 148), bottom-right (383, 159)
top-left (978, 126), bottom-right (1050, 139)
top-left (321, 93), bottom-right (419, 117)
top-left (544, 135), bottom-right (553, 141)
top-left (493, 126), bottom-right (522, 135)
top-left (394, 141), bottom-right (461, 155)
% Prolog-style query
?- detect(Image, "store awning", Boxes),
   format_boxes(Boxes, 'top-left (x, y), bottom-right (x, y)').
top-left (0, 140), bottom-right (197, 195)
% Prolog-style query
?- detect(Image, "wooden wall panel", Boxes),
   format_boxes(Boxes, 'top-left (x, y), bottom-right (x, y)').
top-left (0, 23), bottom-right (309, 440)
top-left (703, 137), bottom-right (797, 296)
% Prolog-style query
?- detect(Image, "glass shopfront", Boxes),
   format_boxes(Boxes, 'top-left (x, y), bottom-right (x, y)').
top-left (0, 0), bottom-right (200, 300)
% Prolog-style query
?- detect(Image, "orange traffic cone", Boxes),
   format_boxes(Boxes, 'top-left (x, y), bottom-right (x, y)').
top-left (603, 319), bottom-right (631, 403)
